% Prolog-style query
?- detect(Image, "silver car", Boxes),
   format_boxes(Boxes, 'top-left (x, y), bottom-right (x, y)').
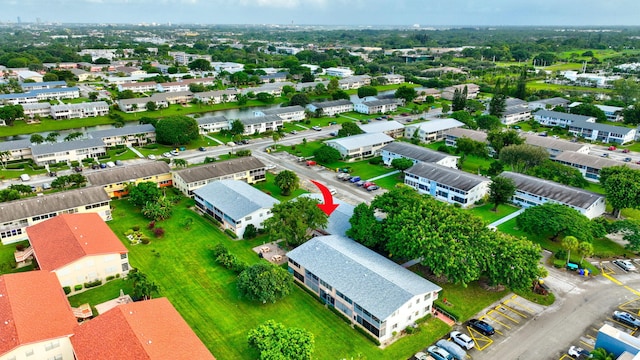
top-left (450, 331), bottom-right (475, 350)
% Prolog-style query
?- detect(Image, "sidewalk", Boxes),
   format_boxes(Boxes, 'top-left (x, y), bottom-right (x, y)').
top-left (367, 170), bottom-right (400, 182)
top-left (488, 208), bottom-right (525, 228)
top-left (203, 134), bottom-right (224, 145)
top-left (127, 145), bottom-right (145, 158)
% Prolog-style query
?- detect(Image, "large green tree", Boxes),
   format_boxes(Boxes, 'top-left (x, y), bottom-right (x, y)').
top-left (489, 79), bottom-right (507, 118)
top-left (516, 203), bottom-right (600, 242)
top-left (155, 115), bottom-right (199, 145)
top-left (247, 320), bottom-right (314, 360)
top-left (313, 145), bottom-right (341, 163)
top-left (264, 197), bottom-right (328, 248)
top-left (499, 144), bottom-right (549, 173)
top-left (357, 85), bottom-right (378, 98)
top-left (451, 86), bottom-right (467, 112)
top-left (289, 93), bottom-right (310, 107)
top-left (394, 86), bottom-right (417, 103)
top-left (129, 182), bottom-right (161, 207)
top-left (0, 104), bottom-right (24, 126)
top-left (237, 264), bottom-right (293, 303)
top-left (188, 58), bottom-right (212, 71)
top-left (526, 160), bottom-right (588, 188)
top-left (126, 269), bottom-right (159, 301)
top-left (337, 122), bottom-right (363, 137)
top-left (455, 137), bottom-right (489, 158)
top-left (561, 236), bottom-right (579, 264)
top-left (487, 129), bottom-right (523, 154)
top-left (599, 166), bottom-right (640, 218)
top-left (489, 176), bottom-right (516, 211)
top-left (391, 157), bottom-right (414, 172)
top-left (476, 114), bottom-right (502, 131)
top-left (570, 103), bottom-right (607, 123)
top-left (274, 170), bottom-right (300, 196)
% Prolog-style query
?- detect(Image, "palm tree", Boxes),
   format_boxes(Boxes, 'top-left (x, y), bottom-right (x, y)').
top-left (0, 150), bottom-right (10, 169)
top-left (591, 348), bottom-right (615, 360)
top-left (562, 236), bottom-right (579, 265)
top-left (577, 241), bottom-right (594, 266)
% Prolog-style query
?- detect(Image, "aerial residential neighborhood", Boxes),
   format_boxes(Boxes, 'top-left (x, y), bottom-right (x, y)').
top-left (3, 6), bottom-right (640, 360)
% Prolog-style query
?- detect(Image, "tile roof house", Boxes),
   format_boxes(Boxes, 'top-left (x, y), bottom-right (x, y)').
top-left (0, 271), bottom-right (78, 360)
top-left (26, 213), bottom-right (130, 288)
top-left (287, 235), bottom-right (441, 344)
top-left (0, 139), bottom-right (31, 161)
top-left (441, 84), bottom-right (480, 100)
top-left (0, 186), bottom-right (111, 245)
top-left (172, 157), bottom-right (266, 196)
top-left (86, 161), bottom-right (172, 198)
top-left (193, 89), bottom-right (238, 104)
top-left (500, 172), bottom-right (606, 219)
top-left (193, 180), bottom-right (279, 238)
top-left (324, 133), bottom-right (394, 161)
top-left (499, 98), bottom-right (531, 125)
top-left (405, 119), bottom-right (464, 143)
top-left (404, 162), bottom-right (490, 208)
top-left (521, 133), bottom-right (591, 158)
top-left (528, 97), bottom-right (570, 111)
top-left (533, 110), bottom-right (635, 144)
top-left (381, 142), bottom-right (458, 169)
top-left (71, 298), bottom-right (215, 360)
top-left (444, 128), bottom-right (488, 147)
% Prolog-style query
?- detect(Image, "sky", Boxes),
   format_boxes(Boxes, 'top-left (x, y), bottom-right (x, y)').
top-left (1, 0), bottom-right (639, 26)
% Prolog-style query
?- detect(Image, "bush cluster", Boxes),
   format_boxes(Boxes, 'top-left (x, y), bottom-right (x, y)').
top-left (84, 279), bottom-right (102, 289)
top-left (63, 286), bottom-right (71, 295)
top-left (212, 244), bottom-right (247, 274)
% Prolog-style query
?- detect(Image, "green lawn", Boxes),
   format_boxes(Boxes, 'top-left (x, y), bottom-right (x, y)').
top-left (0, 240), bottom-right (31, 275)
top-left (372, 172), bottom-right (404, 190)
top-left (465, 203), bottom-right (521, 224)
top-left (252, 172), bottom-right (308, 202)
top-left (67, 278), bottom-right (134, 316)
top-left (460, 155), bottom-right (494, 175)
top-left (106, 198), bottom-right (452, 359)
top-left (323, 160), bottom-right (393, 181)
top-left (526, 81), bottom-right (613, 94)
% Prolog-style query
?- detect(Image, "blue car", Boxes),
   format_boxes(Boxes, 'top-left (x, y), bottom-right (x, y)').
top-left (469, 319), bottom-right (495, 336)
top-left (427, 345), bottom-right (453, 360)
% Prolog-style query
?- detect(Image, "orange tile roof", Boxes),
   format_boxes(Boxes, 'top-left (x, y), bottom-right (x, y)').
top-left (0, 271), bottom-right (77, 355)
top-left (26, 213), bottom-right (128, 271)
top-left (72, 298), bottom-right (215, 360)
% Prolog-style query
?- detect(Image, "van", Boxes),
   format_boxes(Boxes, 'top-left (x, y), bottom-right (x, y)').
top-left (20, 174), bottom-right (31, 182)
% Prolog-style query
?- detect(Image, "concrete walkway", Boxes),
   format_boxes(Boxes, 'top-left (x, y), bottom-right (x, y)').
top-left (367, 170), bottom-right (400, 182)
top-left (487, 208), bottom-right (525, 228)
top-left (203, 134), bottom-right (224, 145)
top-left (402, 257), bottom-right (423, 268)
top-left (127, 145), bottom-right (145, 158)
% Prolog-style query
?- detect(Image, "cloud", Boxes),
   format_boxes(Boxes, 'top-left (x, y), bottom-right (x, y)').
top-left (237, 0), bottom-right (327, 8)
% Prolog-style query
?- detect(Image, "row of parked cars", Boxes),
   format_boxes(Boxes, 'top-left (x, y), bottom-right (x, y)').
top-left (414, 319), bottom-right (494, 360)
top-left (336, 173), bottom-right (379, 191)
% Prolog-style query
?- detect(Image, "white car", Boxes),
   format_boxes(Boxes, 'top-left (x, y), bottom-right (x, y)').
top-left (170, 150), bottom-right (179, 156)
top-left (413, 352), bottom-right (428, 360)
top-left (148, 154), bottom-right (156, 160)
top-left (106, 161), bottom-right (116, 168)
top-left (568, 345), bottom-right (591, 358)
top-left (450, 330), bottom-right (475, 350)
top-left (613, 259), bottom-right (637, 272)
top-left (312, 126), bottom-right (321, 131)
top-left (162, 152), bottom-right (172, 158)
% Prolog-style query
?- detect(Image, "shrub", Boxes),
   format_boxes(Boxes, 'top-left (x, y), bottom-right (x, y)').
top-left (243, 224), bottom-right (257, 239)
top-left (132, 225), bottom-right (140, 231)
top-left (116, 274), bottom-right (120, 278)
top-left (404, 325), bottom-right (416, 334)
top-left (141, 238), bottom-right (150, 244)
top-left (368, 156), bottom-right (383, 165)
top-left (354, 324), bottom-right (381, 345)
top-left (84, 279), bottom-right (102, 289)
top-left (106, 275), bottom-right (115, 281)
top-left (70, 160), bottom-right (80, 167)
top-left (63, 286), bottom-right (71, 295)
top-left (212, 243), bottom-right (228, 257)
top-left (153, 227), bottom-right (165, 238)
top-left (74, 284), bottom-right (83, 291)
top-left (159, 158), bottom-right (171, 164)
top-left (148, 221), bottom-right (156, 229)
top-left (554, 249), bottom-right (567, 260)
top-left (15, 244), bottom-right (25, 252)
top-left (224, 228), bottom-right (238, 239)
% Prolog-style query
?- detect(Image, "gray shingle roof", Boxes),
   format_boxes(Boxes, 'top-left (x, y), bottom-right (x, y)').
top-left (309, 99), bottom-right (352, 109)
top-left (86, 161), bottom-right (171, 186)
top-left (287, 235), bottom-right (441, 320)
top-left (406, 162), bottom-right (488, 191)
top-left (554, 151), bottom-right (640, 170)
top-left (298, 193), bottom-right (354, 237)
top-left (241, 114), bottom-right (282, 126)
top-left (534, 110), bottom-right (595, 123)
top-left (500, 171), bottom-right (604, 209)
top-left (0, 186), bottom-right (110, 223)
top-left (193, 179), bottom-right (279, 220)
top-left (173, 157), bottom-right (265, 184)
top-left (408, 118), bottom-right (464, 133)
top-left (522, 133), bottom-right (589, 152)
top-left (197, 115), bottom-right (228, 125)
top-left (360, 120), bottom-right (404, 134)
top-left (325, 133), bottom-right (393, 151)
top-left (0, 139), bottom-right (31, 152)
top-left (381, 142), bottom-right (452, 163)
top-left (258, 105), bottom-right (305, 116)
top-left (31, 138), bottom-right (106, 156)
top-left (531, 97), bottom-right (570, 106)
top-left (362, 99), bottom-right (399, 107)
top-left (505, 97), bottom-right (527, 107)
top-left (444, 128), bottom-right (488, 142)
top-left (89, 124), bottom-right (155, 139)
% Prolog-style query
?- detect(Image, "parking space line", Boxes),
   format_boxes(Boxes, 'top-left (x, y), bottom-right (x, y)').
top-left (623, 286), bottom-right (640, 297)
top-left (479, 314), bottom-right (506, 334)
top-left (602, 270), bottom-right (623, 285)
top-left (486, 310), bottom-right (514, 328)
top-left (492, 306), bottom-right (520, 324)
top-left (580, 340), bottom-right (594, 349)
top-left (466, 326), bottom-right (493, 351)
top-left (504, 297), bottom-right (536, 315)
top-left (609, 317), bottom-right (637, 331)
top-left (559, 355), bottom-right (573, 360)
top-left (499, 303), bottom-right (528, 319)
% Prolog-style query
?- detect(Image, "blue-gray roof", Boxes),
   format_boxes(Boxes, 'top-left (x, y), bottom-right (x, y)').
top-left (258, 105), bottom-right (305, 116)
top-left (536, 110), bottom-right (633, 135)
top-left (89, 124), bottom-right (155, 139)
top-left (406, 162), bottom-right (488, 191)
top-left (298, 193), bottom-right (354, 237)
top-left (381, 142), bottom-right (453, 163)
top-left (21, 81), bottom-right (67, 89)
top-left (534, 109), bottom-right (595, 123)
top-left (360, 120), bottom-right (404, 134)
top-left (197, 115), bottom-right (228, 125)
top-left (0, 139), bottom-right (31, 152)
top-left (325, 133), bottom-right (394, 150)
top-left (31, 138), bottom-right (106, 156)
top-left (242, 114), bottom-right (282, 126)
top-left (287, 235), bottom-right (441, 320)
top-left (193, 179), bottom-right (279, 220)
top-left (0, 87), bottom-right (79, 100)
top-left (309, 99), bottom-right (352, 109)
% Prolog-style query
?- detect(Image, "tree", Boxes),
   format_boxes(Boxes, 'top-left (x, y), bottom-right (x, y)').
top-left (612, 79), bottom-right (640, 106)
top-left (88, 92), bottom-right (99, 101)
top-left (391, 157), bottom-right (414, 172)
top-left (591, 348), bottom-right (615, 360)
top-left (395, 86), bottom-right (417, 103)
top-left (313, 145), bottom-right (341, 163)
top-left (577, 241), bottom-right (593, 266)
top-left (327, 78), bottom-right (339, 92)
top-left (337, 122), bottom-right (363, 137)
top-left (514, 67), bottom-right (527, 100)
top-left (606, 220), bottom-right (640, 251)
top-left (289, 93), bottom-right (310, 107)
top-left (331, 90), bottom-right (350, 100)
top-left (146, 101), bottom-right (157, 111)
top-left (237, 264), bottom-right (293, 303)
top-left (247, 320), bottom-right (314, 360)
top-left (301, 72), bottom-right (315, 83)
top-left (8, 184), bottom-right (33, 195)
top-left (64, 132), bottom-right (83, 142)
top-left (570, 103), bottom-right (607, 123)
top-left (487, 129), bottom-right (523, 154)
top-left (487, 161), bottom-right (505, 176)
top-left (30, 134), bottom-right (44, 144)
top-left (155, 115), bottom-right (199, 145)
top-left (0, 104), bottom-right (24, 126)
top-left (450, 110), bottom-right (477, 129)
top-left (441, 103), bottom-right (451, 113)
top-left (526, 160), bottom-right (588, 188)
top-left (451, 86), bottom-right (467, 112)
top-left (117, 90), bottom-right (136, 100)
top-left (599, 166), bottom-right (640, 218)
top-left (188, 58), bottom-right (212, 71)
top-left (43, 73), bottom-right (58, 82)
top-left (173, 158), bottom-right (187, 168)
top-left (236, 94), bottom-right (248, 106)
top-left (256, 92), bottom-right (275, 103)
top-left (455, 137), bottom-right (489, 158)
top-left (230, 119), bottom-right (245, 136)
top-left (489, 80), bottom-right (507, 118)
top-left (357, 85), bottom-right (378, 98)
top-left (476, 114), bottom-right (502, 131)
top-left (142, 196), bottom-right (173, 221)
top-left (517, 203), bottom-right (596, 242)
top-left (499, 144), bottom-right (549, 173)
top-left (561, 236), bottom-right (579, 265)
top-left (264, 197), bottom-right (328, 248)
top-left (489, 176), bottom-right (516, 211)
top-left (129, 182), bottom-right (161, 207)
top-left (126, 269), bottom-right (159, 301)
top-left (346, 203), bottom-right (385, 249)
top-left (274, 170), bottom-right (299, 196)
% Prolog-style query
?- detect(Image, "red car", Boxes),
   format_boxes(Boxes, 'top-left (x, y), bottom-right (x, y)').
top-left (362, 181), bottom-right (374, 189)
top-left (608, 146), bottom-right (617, 151)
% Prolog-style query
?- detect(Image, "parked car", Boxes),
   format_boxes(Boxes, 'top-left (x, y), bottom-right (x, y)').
top-left (623, 149), bottom-right (630, 153)
top-left (608, 146), bottom-right (617, 151)
top-left (337, 172), bottom-right (348, 180)
top-left (290, 130), bottom-right (297, 135)
top-left (342, 174), bottom-right (352, 181)
top-left (436, 339), bottom-right (466, 360)
top-left (601, 153), bottom-right (609, 158)
top-left (366, 185), bottom-right (379, 191)
top-left (148, 154), bottom-right (156, 160)
top-left (349, 176), bottom-right (361, 183)
top-left (450, 331), bottom-right (475, 350)
top-left (568, 345), bottom-right (592, 359)
top-left (355, 180), bottom-right (366, 187)
top-left (170, 150), bottom-right (179, 156)
top-left (468, 319), bottom-right (495, 336)
top-left (91, 164), bottom-right (100, 170)
top-left (413, 352), bottom-right (429, 360)
top-left (114, 160), bottom-right (123, 166)
top-left (329, 132), bottom-right (338, 136)
top-left (427, 345), bottom-right (453, 360)
top-left (74, 166), bottom-right (83, 173)
top-left (20, 174), bottom-right (31, 181)
top-left (42, 183), bottom-right (51, 190)
top-left (106, 161), bottom-right (116, 168)
top-left (312, 126), bottom-right (321, 131)
top-left (48, 171), bottom-right (57, 177)
top-left (613, 311), bottom-right (640, 327)
top-left (329, 121), bottom-right (338, 125)
top-left (329, 188), bottom-right (337, 195)
top-left (306, 160), bottom-right (317, 166)
top-left (624, 157), bottom-right (632, 162)
top-left (613, 259), bottom-right (637, 272)
top-left (198, 147), bottom-right (206, 151)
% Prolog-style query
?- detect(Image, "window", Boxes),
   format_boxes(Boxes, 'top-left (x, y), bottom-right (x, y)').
top-left (45, 340), bottom-right (60, 351)
top-left (121, 253), bottom-right (127, 259)
top-left (122, 263), bottom-right (129, 272)
top-left (26, 349), bottom-right (34, 356)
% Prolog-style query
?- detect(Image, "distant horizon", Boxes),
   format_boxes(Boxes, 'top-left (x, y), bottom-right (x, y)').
top-left (1, 0), bottom-right (639, 28)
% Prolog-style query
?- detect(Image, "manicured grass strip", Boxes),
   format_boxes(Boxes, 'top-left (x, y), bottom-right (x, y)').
top-left (465, 203), bottom-right (521, 225)
top-left (252, 172), bottom-right (308, 202)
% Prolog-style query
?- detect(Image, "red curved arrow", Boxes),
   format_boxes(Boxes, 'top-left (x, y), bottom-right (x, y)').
top-left (310, 180), bottom-right (339, 216)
